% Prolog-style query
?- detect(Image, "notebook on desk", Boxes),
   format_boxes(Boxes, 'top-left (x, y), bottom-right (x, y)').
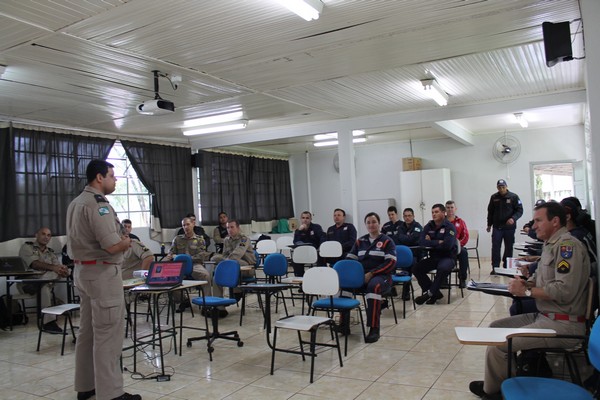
top-left (468, 280), bottom-right (508, 290)
top-left (0, 256), bottom-right (33, 274)
top-left (129, 261), bottom-right (184, 291)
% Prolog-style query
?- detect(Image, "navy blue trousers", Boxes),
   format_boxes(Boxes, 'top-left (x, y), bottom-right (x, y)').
top-left (491, 227), bottom-right (516, 269)
top-left (413, 257), bottom-right (454, 296)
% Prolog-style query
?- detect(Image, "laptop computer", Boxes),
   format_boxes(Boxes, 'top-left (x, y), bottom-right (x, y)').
top-left (0, 256), bottom-right (37, 275)
top-left (129, 261), bottom-right (184, 291)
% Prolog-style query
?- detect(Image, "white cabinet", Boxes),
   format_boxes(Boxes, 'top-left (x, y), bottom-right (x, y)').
top-left (399, 169), bottom-right (452, 225)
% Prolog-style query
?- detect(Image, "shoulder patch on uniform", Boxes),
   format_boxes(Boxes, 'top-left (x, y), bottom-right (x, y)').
top-left (557, 260), bottom-right (571, 274)
top-left (449, 230), bottom-right (455, 236)
top-left (414, 227), bottom-right (421, 232)
top-left (560, 241), bottom-right (575, 259)
top-left (94, 194), bottom-right (107, 203)
top-left (98, 206), bottom-right (110, 216)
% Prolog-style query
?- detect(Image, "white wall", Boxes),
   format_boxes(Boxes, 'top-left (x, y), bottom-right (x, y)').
top-left (289, 125), bottom-right (586, 262)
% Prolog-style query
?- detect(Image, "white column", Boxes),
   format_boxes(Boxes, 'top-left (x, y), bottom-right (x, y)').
top-left (337, 129), bottom-right (358, 225)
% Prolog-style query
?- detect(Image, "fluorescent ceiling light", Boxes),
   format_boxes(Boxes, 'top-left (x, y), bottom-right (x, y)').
top-left (183, 111), bottom-right (244, 128)
top-left (314, 130), bottom-right (366, 141)
top-left (421, 78), bottom-right (449, 106)
top-left (514, 112), bottom-right (529, 128)
top-left (313, 137), bottom-right (367, 147)
top-left (276, 0), bottom-right (323, 21)
top-left (183, 120), bottom-right (248, 136)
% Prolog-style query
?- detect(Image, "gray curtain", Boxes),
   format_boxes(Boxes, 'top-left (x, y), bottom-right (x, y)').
top-left (1, 126), bottom-right (114, 241)
top-left (198, 151), bottom-right (294, 225)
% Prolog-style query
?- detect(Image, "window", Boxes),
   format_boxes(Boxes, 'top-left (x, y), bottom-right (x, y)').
top-left (107, 141), bottom-right (151, 226)
top-left (532, 160), bottom-right (589, 209)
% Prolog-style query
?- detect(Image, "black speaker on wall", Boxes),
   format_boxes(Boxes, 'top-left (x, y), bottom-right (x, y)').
top-left (542, 21), bottom-right (573, 68)
top-left (191, 152), bottom-right (203, 168)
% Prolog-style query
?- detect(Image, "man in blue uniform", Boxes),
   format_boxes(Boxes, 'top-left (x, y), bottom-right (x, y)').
top-left (487, 179), bottom-right (523, 273)
top-left (397, 208), bottom-right (423, 248)
top-left (325, 208), bottom-right (357, 263)
top-left (381, 206), bottom-right (401, 243)
top-left (292, 211), bottom-right (325, 276)
top-left (413, 204), bottom-right (457, 305)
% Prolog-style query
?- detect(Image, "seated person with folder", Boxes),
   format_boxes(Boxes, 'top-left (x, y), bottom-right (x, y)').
top-left (469, 202), bottom-right (590, 400)
top-left (18, 227), bottom-right (69, 333)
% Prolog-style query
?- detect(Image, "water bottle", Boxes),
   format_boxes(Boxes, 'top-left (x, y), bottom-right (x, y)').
top-left (160, 243), bottom-right (165, 256)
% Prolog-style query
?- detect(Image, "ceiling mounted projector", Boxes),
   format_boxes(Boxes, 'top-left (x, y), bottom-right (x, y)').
top-left (137, 70), bottom-right (178, 115)
top-left (137, 99), bottom-right (175, 115)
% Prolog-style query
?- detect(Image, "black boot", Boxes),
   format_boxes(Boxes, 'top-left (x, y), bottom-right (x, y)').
top-left (365, 327), bottom-right (380, 343)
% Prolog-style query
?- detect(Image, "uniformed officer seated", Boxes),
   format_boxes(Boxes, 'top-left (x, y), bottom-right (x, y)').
top-left (210, 219), bottom-right (256, 318)
top-left (18, 227), bottom-right (70, 333)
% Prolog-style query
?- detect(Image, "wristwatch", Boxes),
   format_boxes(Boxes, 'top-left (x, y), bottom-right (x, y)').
top-left (525, 288), bottom-right (532, 297)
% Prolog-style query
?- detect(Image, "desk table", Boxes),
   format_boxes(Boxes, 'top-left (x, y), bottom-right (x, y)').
top-left (6, 276), bottom-right (69, 331)
top-left (240, 283), bottom-right (293, 349)
top-left (126, 279), bottom-right (207, 377)
top-left (467, 281), bottom-right (529, 318)
top-left (455, 326), bottom-right (556, 376)
top-left (1, 270), bottom-right (45, 330)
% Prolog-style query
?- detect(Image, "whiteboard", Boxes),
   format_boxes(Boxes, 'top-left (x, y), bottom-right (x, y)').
top-left (356, 198), bottom-right (396, 236)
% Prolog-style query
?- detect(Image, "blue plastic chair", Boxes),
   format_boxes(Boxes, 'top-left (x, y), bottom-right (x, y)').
top-left (312, 260), bottom-right (366, 356)
top-left (392, 245), bottom-right (416, 318)
top-left (501, 318), bottom-right (600, 399)
top-left (174, 253), bottom-right (196, 317)
top-left (174, 253), bottom-right (193, 278)
top-left (188, 260), bottom-right (243, 360)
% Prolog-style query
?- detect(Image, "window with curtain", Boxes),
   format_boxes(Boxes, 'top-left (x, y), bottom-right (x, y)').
top-left (197, 151), bottom-right (294, 225)
top-left (121, 140), bottom-right (193, 234)
top-left (0, 126), bottom-right (114, 241)
top-left (106, 142), bottom-right (151, 227)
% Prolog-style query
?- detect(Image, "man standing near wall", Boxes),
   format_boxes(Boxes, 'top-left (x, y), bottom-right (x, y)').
top-left (66, 159), bottom-right (140, 400)
top-left (486, 179), bottom-right (523, 274)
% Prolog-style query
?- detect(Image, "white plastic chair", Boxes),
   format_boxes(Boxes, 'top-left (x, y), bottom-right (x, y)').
top-left (276, 236), bottom-right (294, 259)
top-left (270, 267), bottom-right (343, 383)
top-left (465, 229), bottom-right (481, 269)
top-left (256, 239), bottom-right (278, 266)
top-left (319, 241), bottom-right (343, 266)
top-left (291, 245), bottom-right (318, 265)
top-left (37, 303), bottom-right (80, 355)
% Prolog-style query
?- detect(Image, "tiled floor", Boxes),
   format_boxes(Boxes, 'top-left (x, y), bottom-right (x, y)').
top-left (1, 262), bottom-right (517, 400)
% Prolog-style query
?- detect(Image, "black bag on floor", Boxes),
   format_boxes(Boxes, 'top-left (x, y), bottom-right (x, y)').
top-left (516, 349), bottom-right (553, 377)
top-left (0, 295), bottom-right (26, 329)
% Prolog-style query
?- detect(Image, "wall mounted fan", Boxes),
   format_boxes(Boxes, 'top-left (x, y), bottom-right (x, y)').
top-left (492, 134), bottom-right (521, 164)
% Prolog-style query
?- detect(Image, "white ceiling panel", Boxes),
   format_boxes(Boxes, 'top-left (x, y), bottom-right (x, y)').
top-left (0, 0), bottom-right (587, 154)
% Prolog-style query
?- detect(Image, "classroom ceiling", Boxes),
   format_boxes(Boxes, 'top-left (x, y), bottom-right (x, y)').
top-left (0, 0), bottom-right (587, 155)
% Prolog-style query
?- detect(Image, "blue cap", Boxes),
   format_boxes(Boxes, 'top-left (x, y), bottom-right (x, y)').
top-left (496, 179), bottom-right (507, 187)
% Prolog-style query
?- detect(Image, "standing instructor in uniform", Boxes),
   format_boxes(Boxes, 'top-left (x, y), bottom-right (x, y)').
top-left (486, 179), bottom-right (523, 273)
top-left (66, 160), bottom-right (141, 400)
